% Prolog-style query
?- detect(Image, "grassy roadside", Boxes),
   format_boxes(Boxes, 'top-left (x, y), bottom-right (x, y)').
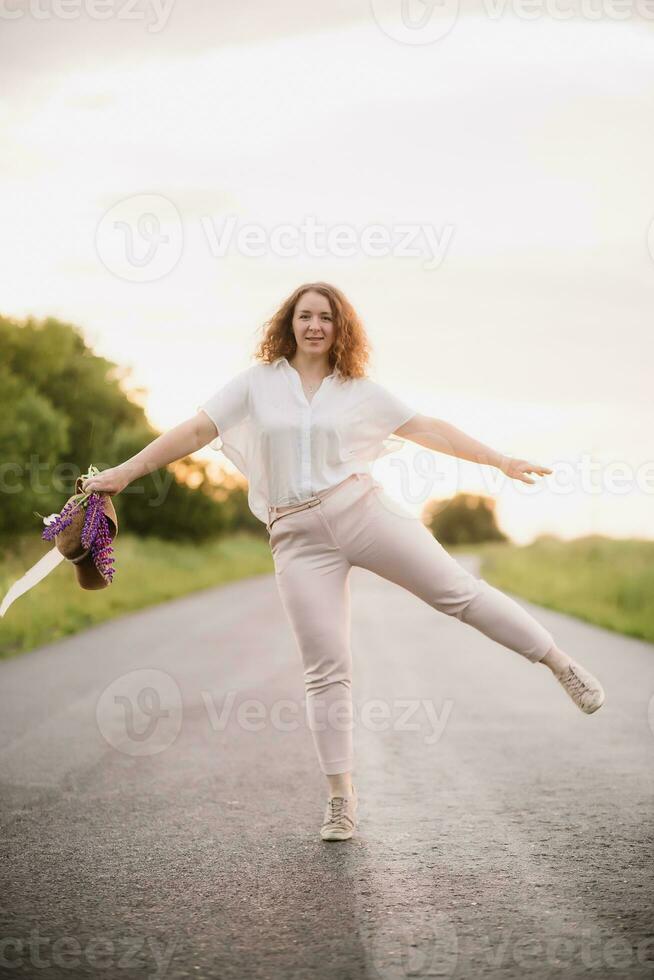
top-left (0, 531), bottom-right (274, 661)
top-left (454, 535), bottom-right (654, 645)
top-left (2, 532), bottom-right (652, 662)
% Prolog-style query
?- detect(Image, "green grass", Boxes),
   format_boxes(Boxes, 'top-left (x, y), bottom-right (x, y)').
top-left (459, 535), bottom-right (654, 644)
top-left (2, 532), bottom-right (653, 661)
top-left (0, 531), bottom-right (275, 661)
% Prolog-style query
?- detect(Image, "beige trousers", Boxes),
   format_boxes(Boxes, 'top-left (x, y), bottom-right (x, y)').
top-left (267, 472), bottom-right (554, 775)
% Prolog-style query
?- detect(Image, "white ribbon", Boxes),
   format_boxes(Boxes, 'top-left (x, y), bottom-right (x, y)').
top-left (0, 546), bottom-right (66, 618)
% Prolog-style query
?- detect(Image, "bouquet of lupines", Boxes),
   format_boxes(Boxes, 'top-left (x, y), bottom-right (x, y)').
top-left (0, 464), bottom-right (120, 617)
top-left (41, 465), bottom-right (116, 584)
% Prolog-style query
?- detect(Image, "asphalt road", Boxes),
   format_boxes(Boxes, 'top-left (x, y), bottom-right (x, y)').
top-left (1, 557), bottom-right (653, 980)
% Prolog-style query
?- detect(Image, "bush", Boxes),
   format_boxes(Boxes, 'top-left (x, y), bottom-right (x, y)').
top-left (424, 492), bottom-right (508, 546)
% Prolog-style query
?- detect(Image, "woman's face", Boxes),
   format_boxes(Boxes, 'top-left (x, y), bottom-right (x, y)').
top-left (291, 290), bottom-right (335, 358)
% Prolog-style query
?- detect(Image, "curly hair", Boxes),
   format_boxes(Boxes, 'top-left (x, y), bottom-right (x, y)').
top-left (253, 282), bottom-right (372, 380)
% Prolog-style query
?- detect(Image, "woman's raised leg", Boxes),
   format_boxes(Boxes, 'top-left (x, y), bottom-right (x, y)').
top-left (347, 487), bottom-right (555, 664)
top-left (337, 483), bottom-right (604, 711)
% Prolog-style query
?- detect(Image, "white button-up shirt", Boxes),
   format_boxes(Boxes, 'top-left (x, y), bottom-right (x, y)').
top-left (197, 356), bottom-right (416, 526)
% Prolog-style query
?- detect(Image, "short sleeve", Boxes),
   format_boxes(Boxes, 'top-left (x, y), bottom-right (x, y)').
top-left (336, 379), bottom-right (416, 464)
top-left (365, 380), bottom-right (416, 434)
top-left (196, 367), bottom-right (252, 438)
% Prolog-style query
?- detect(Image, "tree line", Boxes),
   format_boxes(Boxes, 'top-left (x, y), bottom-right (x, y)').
top-left (0, 314), bottom-right (261, 548)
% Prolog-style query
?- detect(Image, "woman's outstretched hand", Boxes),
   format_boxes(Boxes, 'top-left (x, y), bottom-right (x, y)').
top-left (499, 456), bottom-right (553, 485)
top-left (81, 465), bottom-right (132, 496)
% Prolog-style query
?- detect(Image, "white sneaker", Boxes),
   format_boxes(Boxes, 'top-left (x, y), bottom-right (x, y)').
top-left (320, 785), bottom-right (358, 841)
top-left (555, 660), bottom-right (605, 714)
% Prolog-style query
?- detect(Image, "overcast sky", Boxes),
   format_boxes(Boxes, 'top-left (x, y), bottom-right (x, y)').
top-left (2, 1), bottom-right (653, 542)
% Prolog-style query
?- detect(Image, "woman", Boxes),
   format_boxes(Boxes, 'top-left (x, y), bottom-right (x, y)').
top-left (82, 281), bottom-right (605, 843)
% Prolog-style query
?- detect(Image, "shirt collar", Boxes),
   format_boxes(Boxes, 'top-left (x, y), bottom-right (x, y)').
top-left (274, 355), bottom-right (340, 379)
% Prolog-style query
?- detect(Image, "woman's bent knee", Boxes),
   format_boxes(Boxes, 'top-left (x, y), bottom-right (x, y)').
top-left (432, 571), bottom-right (484, 619)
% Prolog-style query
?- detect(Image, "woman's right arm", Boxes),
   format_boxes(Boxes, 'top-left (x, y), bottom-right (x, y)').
top-left (81, 411), bottom-right (219, 495)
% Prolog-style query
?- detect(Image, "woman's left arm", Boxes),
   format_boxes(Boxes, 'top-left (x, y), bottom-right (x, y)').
top-left (394, 414), bottom-right (553, 485)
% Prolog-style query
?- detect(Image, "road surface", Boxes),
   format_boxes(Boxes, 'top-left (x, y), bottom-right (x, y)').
top-left (1, 556), bottom-right (653, 979)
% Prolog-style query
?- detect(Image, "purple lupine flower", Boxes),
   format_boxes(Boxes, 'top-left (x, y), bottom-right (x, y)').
top-left (81, 492), bottom-right (104, 549)
top-left (39, 470), bottom-right (117, 585)
top-left (90, 511), bottom-right (116, 583)
top-left (41, 498), bottom-right (83, 541)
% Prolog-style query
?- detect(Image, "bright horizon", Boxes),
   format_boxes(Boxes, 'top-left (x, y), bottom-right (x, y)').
top-left (2, 4), bottom-right (653, 543)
